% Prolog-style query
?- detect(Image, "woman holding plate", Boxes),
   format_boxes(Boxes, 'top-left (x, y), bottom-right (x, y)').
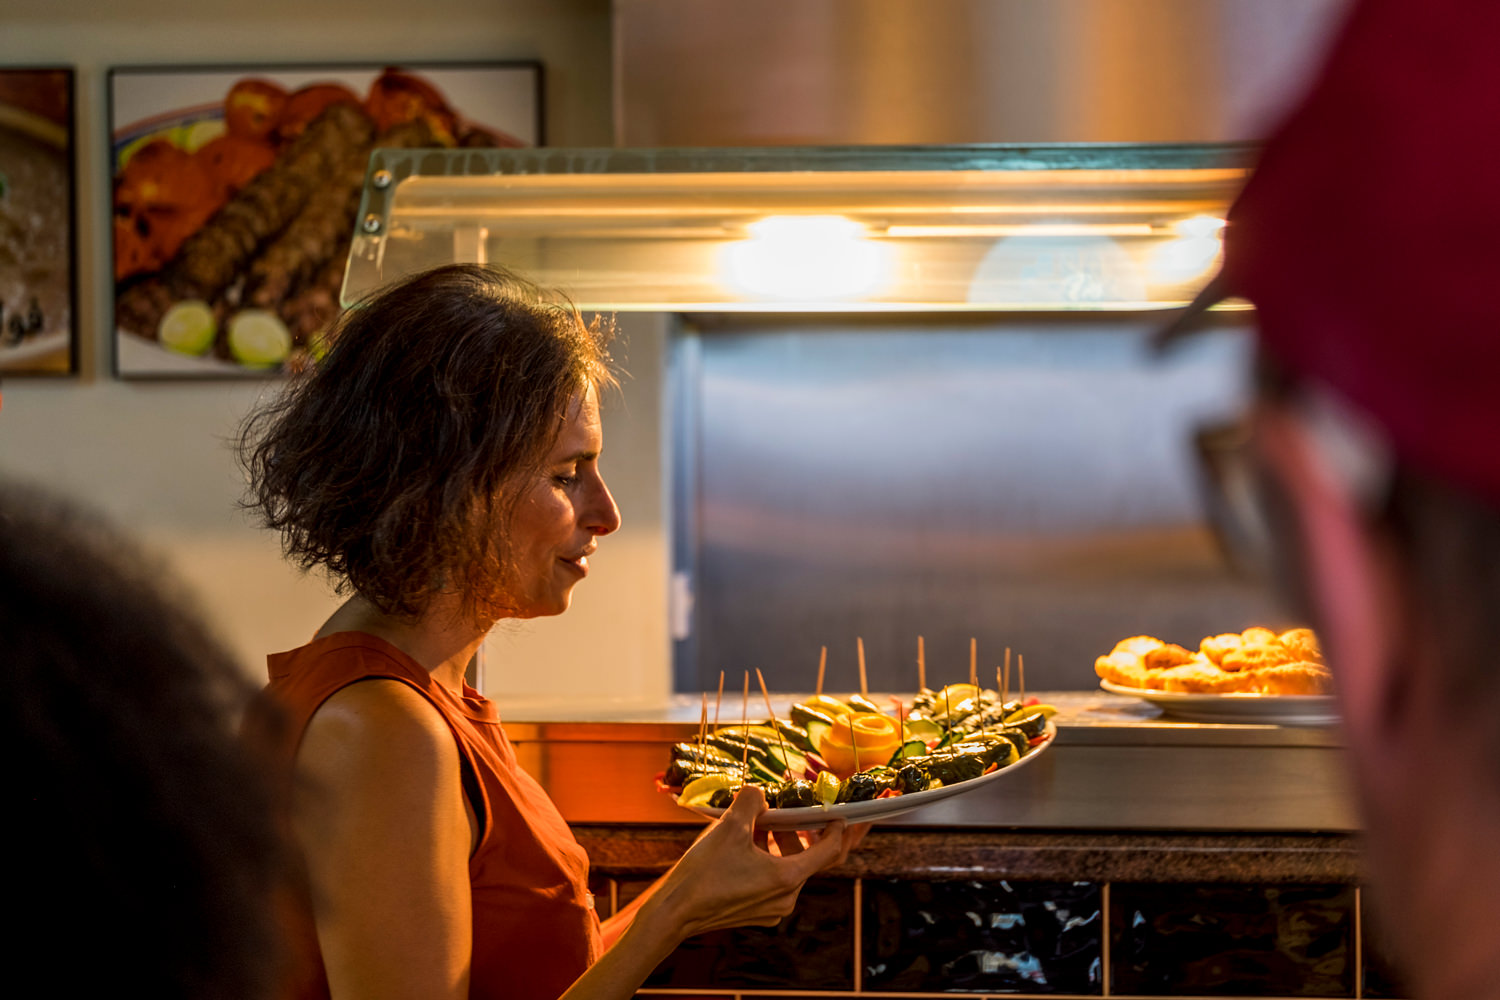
top-left (240, 264), bottom-right (862, 1000)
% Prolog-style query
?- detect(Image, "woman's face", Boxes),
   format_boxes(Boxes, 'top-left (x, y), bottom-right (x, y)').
top-left (498, 386), bottom-right (621, 619)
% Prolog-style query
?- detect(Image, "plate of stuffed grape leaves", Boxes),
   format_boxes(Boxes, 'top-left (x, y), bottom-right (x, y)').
top-left (659, 681), bottom-right (1057, 831)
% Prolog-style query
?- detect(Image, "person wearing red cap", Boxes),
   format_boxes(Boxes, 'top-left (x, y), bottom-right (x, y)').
top-left (1175, 1), bottom-right (1500, 995)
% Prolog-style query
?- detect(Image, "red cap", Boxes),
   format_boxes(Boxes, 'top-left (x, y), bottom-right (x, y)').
top-left (1218, 0), bottom-right (1500, 507)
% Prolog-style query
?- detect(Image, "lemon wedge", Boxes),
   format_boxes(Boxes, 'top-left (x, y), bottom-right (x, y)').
top-left (813, 770), bottom-right (841, 806)
top-left (677, 773), bottom-right (739, 808)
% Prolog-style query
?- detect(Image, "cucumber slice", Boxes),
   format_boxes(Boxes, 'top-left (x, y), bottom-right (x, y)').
top-left (888, 739), bottom-right (928, 765)
top-left (902, 717), bottom-right (944, 744)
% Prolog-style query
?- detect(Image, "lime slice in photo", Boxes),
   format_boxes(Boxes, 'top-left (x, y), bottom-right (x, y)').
top-left (228, 310), bottom-right (292, 369)
top-left (157, 300), bottom-right (217, 356)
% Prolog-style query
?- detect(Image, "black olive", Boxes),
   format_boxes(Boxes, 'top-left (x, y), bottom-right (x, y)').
top-left (773, 779), bottom-right (817, 809)
top-left (7, 313), bottom-right (25, 343)
top-left (835, 772), bottom-right (880, 804)
top-left (708, 787), bottom-right (736, 809)
top-left (895, 763), bottom-right (931, 794)
top-left (26, 298), bottom-right (43, 333)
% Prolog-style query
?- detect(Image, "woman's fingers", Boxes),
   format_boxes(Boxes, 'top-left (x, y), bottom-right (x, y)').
top-left (771, 829), bottom-right (804, 857)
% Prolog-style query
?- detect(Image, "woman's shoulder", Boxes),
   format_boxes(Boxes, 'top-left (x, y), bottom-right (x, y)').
top-left (300, 678), bottom-right (459, 785)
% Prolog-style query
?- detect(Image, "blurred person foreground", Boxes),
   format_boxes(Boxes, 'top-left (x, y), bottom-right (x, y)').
top-left (2, 480), bottom-right (285, 999)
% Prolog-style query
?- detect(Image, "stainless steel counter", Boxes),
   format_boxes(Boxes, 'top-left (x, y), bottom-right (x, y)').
top-left (501, 690), bottom-right (1358, 833)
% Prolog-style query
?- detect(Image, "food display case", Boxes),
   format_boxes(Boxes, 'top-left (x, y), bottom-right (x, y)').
top-left (340, 143), bottom-right (1381, 998)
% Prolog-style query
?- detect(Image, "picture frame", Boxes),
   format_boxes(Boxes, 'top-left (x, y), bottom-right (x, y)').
top-left (107, 61), bottom-right (542, 379)
top-left (0, 67), bottom-right (78, 376)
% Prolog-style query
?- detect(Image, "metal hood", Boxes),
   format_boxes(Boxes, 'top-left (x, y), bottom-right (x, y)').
top-left (614, 0), bottom-right (1351, 147)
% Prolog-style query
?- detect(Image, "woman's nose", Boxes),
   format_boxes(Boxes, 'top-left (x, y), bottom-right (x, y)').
top-left (585, 473), bottom-right (621, 536)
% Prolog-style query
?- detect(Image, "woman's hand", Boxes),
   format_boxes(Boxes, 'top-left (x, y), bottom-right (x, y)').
top-left (643, 786), bottom-right (868, 940)
top-left (563, 788), bottom-right (868, 1000)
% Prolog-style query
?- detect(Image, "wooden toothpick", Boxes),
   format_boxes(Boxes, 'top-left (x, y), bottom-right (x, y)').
top-left (969, 637), bottom-right (978, 690)
top-left (917, 635), bottom-right (927, 693)
top-left (740, 671), bottom-right (750, 774)
top-left (857, 637), bottom-right (869, 699)
top-left (756, 668), bottom-right (794, 779)
top-left (817, 646), bottom-right (827, 698)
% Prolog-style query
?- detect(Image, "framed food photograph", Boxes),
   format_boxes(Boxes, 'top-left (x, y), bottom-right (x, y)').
top-left (108, 61), bottom-right (541, 378)
top-left (0, 67), bottom-right (77, 376)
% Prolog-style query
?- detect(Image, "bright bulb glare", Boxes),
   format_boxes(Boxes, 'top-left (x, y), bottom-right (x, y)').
top-left (721, 215), bottom-right (892, 301)
top-left (1174, 214), bottom-right (1227, 238)
top-left (1148, 236), bottom-right (1222, 285)
top-left (1147, 216), bottom-right (1226, 284)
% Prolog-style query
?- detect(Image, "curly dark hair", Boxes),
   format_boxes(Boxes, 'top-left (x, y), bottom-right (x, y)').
top-left (238, 264), bottom-right (615, 622)
top-left (1, 480), bottom-right (285, 999)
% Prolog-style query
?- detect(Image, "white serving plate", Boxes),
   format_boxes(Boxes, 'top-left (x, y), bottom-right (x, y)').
top-left (681, 721), bottom-right (1056, 831)
top-left (1099, 679), bottom-right (1339, 726)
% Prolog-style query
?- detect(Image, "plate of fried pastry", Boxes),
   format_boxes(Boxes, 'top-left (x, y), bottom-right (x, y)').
top-left (1096, 627), bottom-right (1338, 725)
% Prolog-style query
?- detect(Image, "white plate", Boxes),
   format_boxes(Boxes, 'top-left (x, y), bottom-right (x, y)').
top-left (681, 722), bottom-right (1056, 830)
top-left (1099, 679), bottom-right (1339, 726)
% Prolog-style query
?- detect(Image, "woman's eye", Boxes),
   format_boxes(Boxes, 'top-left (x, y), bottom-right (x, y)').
top-left (553, 471), bottom-right (579, 486)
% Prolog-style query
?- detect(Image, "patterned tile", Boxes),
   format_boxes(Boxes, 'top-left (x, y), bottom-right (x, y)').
top-left (638, 877), bottom-right (855, 990)
top-left (862, 879), bottom-right (1102, 994)
top-left (1110, 883), bottom-right (1355, 996)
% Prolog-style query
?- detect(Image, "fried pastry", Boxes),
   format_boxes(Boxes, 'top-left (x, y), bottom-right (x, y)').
top-left (1199, 632), bottom-right (1245, 665)
top-left (1278, 628), bottom-right (1323, 664)
top-left (1113, 635), bottom-right (1166, 657)
top-left (1143, 643), bottom-right (1196, 671)
top-left (1241, 626), bottom-right (1280, 646)
top-left (1255, 662), bottom-right (1334, 695)
top-left (1220, 642), bottom-right (1291, 673)
top-left (1160, 662), bottom-right (1257, 694)
top-left (1095, 650), bottom-right (1150, 687)
top-left (1100, 625), bottom-right (1329, 696)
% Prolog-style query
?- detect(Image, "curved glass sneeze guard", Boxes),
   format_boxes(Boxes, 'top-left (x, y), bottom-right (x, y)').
top-left (342, 144), bottom-right (1255, 313)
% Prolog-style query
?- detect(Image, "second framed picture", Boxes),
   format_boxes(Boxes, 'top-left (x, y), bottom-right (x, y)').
top-left (109, 61), bottom-right (541, 378)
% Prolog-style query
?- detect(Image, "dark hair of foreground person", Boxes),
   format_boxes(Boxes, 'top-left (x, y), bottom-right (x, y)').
top-left (1, 480), bottom-right (285, 999)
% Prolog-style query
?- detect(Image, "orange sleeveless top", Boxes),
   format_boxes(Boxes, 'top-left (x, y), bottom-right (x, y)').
top-left (262, 632), bottom-right (602, 1000)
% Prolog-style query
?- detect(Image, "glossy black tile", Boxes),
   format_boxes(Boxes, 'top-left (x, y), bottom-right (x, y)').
top-left (639, 877), bottom-right (855, 990)
top-left (862, 879), bottom-right (1102, 994)
top-left (1111, 882), bottom-right (1355, 996)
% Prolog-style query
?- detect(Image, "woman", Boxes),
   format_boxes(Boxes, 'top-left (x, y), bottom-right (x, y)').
top-left (239, 264), bottom-right (860, 1000)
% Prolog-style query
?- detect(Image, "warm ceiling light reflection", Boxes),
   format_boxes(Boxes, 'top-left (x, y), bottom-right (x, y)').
top-left (720, 215), bottom-right (893, 301)
top-left (1147, 215), bottom-right (1226, 285)
top-left (887, 223), bottom-right (1156, 238)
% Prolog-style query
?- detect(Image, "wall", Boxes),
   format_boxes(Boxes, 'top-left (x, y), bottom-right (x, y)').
top-left (0, 0), bottom-right (674, 704)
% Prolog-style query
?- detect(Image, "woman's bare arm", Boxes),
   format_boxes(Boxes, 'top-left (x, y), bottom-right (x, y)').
top-left (294, 679), bottom-right (475, 1000)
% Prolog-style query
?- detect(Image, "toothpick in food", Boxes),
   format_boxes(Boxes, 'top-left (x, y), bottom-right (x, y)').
top-left (740, 671), bottom-right (751, 775)
top-left (857, 636), bottom-right (869, 699)
top-left (969, 637), bottom-right (978, 690)
top-left (756, 668), bottom-right (795, 780)
top-left (817, 645), bottom-right (827, 698)
top-left (917, 634), bottom-right (927, 693)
